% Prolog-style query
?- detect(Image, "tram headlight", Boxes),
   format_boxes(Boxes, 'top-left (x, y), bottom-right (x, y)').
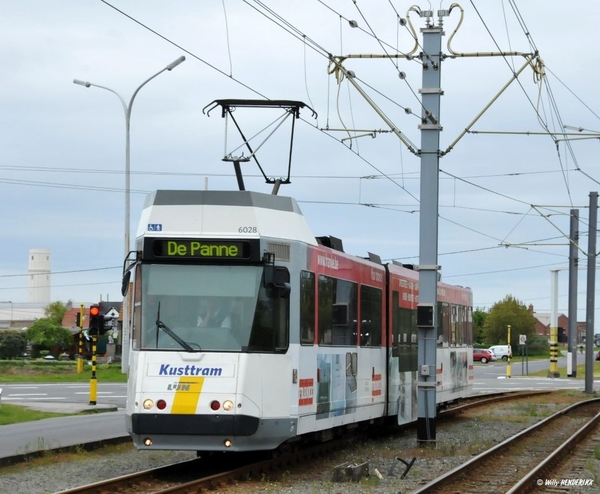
top-left (223, 400), bottom-right (234, 411)
top-left (143, 438), bottom-right (153, 447)
top-left (143, 399), bottom-right (154, 410)
top-left (224, 439), bottom-right (233, 448)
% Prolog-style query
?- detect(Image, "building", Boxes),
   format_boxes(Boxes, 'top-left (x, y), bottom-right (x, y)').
top-left (28, 248), bottom-right (51, 303)
top-left (0, 302), bottom-right (45, 330)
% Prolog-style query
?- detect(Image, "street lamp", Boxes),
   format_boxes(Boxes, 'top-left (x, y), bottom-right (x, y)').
top-left (73, 55), bottom-right (186, 363)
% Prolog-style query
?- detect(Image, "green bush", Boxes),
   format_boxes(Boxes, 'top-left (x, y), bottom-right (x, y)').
top-left (0, 331), bottom-right (27, 359)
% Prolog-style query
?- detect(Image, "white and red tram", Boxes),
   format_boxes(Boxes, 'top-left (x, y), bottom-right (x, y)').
top-left (124, 190), bottom-right (472, 452)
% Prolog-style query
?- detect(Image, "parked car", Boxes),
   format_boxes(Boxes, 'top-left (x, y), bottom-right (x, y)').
top-left (486, 349), bottom-right (497, 361)
top-left (473, 348), bottom-right (493, 364)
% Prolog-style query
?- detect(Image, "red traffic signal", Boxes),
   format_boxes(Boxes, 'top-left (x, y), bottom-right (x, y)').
top-left (88, 304), bottom-right (103, 335)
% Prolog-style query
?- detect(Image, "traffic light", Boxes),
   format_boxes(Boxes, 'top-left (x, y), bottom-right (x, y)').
top-left (558, 327), bottom-right (568, 343)
top-left (88, 304), bottom-right (104, 336)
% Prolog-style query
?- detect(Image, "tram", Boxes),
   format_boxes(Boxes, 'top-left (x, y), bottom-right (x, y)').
top-left (124, 189), bottom-right (473, 452)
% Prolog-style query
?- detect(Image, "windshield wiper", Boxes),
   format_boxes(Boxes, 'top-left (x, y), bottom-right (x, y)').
top-left (155, 302), bottom-right (195, 352)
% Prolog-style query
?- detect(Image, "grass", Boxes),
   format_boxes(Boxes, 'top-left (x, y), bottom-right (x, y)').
top-left (527, 359), bottom-right (600, 379)
top-left (0, 403), bottom-right (71, 425)
top-left (0, 361), bottom-right (127, 383)
top-left (0, 362), bottom-right (126, 425)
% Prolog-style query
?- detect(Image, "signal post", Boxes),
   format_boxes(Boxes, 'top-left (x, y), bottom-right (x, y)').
top-left (326, 6), bottom-right (541, 443)
top-left (88, 304), bottom-right (104, 405)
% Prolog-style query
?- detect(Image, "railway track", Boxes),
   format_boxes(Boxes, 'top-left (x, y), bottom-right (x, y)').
top-left (56, 390), bottom-right (556, 494)
top-left (413, 398), bottom-right (600, 493)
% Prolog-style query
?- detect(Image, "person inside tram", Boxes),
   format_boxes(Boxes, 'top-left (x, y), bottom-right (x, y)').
top-left (196, 297), bottom-right (231, 329)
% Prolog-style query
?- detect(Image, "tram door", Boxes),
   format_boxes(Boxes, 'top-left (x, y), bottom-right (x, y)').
top-left (392, 290), bottom-right (417, 424)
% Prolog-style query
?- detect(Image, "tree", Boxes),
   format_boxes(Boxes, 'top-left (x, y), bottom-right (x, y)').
top-left (26, 318), bottom-right (73, 350)
top-left (473, 308), bottom-right (488, 344)
top-left (44, 300), bottom-right (69, 325)
top-left (483, 295), bottom-right (537, 346)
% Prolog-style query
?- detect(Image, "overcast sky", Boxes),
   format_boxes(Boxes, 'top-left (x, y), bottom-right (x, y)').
top-left (1, 1), bottom-right (600, 322)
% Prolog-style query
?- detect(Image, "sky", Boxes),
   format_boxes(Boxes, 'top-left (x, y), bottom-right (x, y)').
top-left (1, 0), bottom-right (600, 323)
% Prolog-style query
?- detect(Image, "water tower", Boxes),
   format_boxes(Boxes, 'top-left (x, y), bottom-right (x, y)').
top-left (28, 248), bottom-right (51, 303)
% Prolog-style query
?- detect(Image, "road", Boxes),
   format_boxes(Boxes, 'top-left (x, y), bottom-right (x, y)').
top-left (0, 382), bottom-right (127, 408)
top-left (472, 356), bottom-right (600, 393)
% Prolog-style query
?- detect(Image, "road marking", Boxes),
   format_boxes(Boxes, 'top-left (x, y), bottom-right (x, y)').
top-left (5, 393), bottom-right (47, 397)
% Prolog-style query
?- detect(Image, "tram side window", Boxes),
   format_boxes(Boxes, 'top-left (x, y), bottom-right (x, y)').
top-left (439, 302), bottom-right (450, 346)
top-left (451, 305), bottom-right (457, 346)
top-left (300, 271), bottom-right (315, 345)
top-left (457, 305), bottom-right (465, 345)
top-left (248, 268), bottom-right (290, 353)
top-left (392, 291), bottom-right (400, 358)
top-left (360, 285), bottom-right (382, 346)
top-left (466, 306), bottom-right (473, 345)
top-left (318, 275), bottom-right (357, 346)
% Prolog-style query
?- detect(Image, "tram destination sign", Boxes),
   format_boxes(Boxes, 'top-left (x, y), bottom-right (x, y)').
top-left (147, 238), bottom-right (260, 262)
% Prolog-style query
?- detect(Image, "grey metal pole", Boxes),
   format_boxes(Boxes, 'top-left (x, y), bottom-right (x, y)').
top-left (585, 192), bottom-right (597, 393)
top-left (567, 209), bottom-right (578, 377)
top-left (74, 56), bottom-right (185, 371)
top-left (417, 11), bottom-right (444, 444)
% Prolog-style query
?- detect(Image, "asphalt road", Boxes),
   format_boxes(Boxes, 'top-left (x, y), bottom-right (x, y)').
top-left (0, 382), bottom-right (127, 408)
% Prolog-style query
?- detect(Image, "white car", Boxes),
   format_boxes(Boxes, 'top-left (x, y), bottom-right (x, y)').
top-left (488, 345), bottom-right (512, 361)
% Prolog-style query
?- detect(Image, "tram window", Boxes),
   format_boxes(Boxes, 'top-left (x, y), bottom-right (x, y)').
top-left (131, 264), bottom-right (142, 350)
top-left (440, 302), bottom-right (450, 346)
top-left (359, 285), bottom-right (382, 346)
top-left (392, 291), bottom-right (400, 358)
top-left (466, 306), bottom-right (473, 345)
top-left (300, 271), bottom-right (315, 345)
top-left (248, 268), bottom-right (290, 353)
top-left (457, 305), bottom-right (465, 345)
top-left (451, 305), bottom-right (457, 346)
top-left (457, 305), bottom-right (468, 346)
top-left (318, 275), bottom-right (357, 346)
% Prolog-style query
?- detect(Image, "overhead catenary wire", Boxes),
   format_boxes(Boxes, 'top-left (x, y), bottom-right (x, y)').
top-left (80, 1), bottom-right (600, 287)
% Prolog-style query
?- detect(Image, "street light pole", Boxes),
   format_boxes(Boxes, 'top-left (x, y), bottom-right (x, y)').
top-left (73, 56), bottom-right (186, 367)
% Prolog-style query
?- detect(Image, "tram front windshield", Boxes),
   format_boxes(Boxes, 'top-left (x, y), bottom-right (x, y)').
top-left (135, 264), bottom-right (288, 353)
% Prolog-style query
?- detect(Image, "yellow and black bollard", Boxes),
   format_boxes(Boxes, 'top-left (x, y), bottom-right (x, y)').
top-left (506, 324), bottom-right (512, 378)
top-left (548, 326), bottom-right (560, 378)
top-left (89, 334), bottom-right (97, 405)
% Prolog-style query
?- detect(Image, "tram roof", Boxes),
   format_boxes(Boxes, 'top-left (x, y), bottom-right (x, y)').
top-left (144, 190), bottom-right (303, 214)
